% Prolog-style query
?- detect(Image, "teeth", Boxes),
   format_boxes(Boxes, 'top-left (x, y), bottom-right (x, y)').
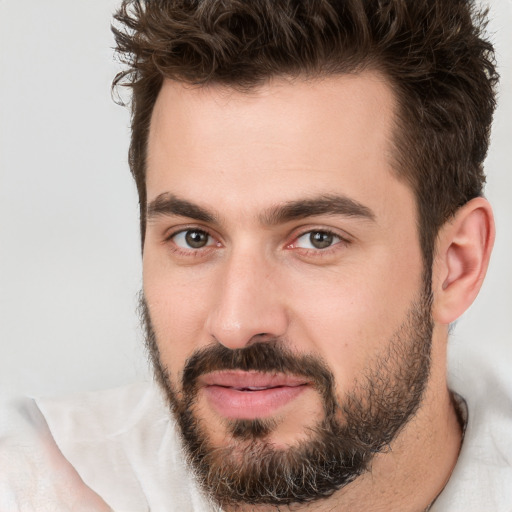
top-left (234, 386), bottom-right (270, 391)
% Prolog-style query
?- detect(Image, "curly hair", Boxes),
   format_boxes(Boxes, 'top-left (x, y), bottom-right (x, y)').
top-left (112, 0), bottom-right (498, 265)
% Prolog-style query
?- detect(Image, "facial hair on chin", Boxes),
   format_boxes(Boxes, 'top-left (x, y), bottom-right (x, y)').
top-left (140, 289), bottom-right (433, 508)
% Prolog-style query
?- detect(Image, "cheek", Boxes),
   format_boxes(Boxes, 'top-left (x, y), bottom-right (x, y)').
top-left (286, 249), bottom-right (423, 389)
top-left (143, 254), bottom-right (214, 377)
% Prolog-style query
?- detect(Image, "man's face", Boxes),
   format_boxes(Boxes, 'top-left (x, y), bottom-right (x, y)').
top-left (143, 74), bottom-right (431, 506)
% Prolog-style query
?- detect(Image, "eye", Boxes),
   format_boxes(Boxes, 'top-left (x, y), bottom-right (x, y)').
top-left (171, 229), bottom-right (215, 249)
top-left (292, 230), bottom-right (342, 250)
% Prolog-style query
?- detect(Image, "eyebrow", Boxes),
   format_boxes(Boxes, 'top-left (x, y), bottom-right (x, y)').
top-left (146, 193), bottom-right (375, 225)
top-left (147, 193), bottom-right (216, 223)
top-left (261, 195), bottom-right (376, 225)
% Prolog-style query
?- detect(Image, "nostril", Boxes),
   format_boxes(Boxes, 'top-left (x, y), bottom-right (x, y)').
top-left (250, 333), bottom-right (273, 343)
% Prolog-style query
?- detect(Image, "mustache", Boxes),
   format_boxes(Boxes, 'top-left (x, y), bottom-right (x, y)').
top-left (181, 341), bottom-right (336, 405)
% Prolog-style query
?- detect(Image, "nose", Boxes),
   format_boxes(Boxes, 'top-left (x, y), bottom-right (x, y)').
top-left (205, 249), bottom-right (289, 350)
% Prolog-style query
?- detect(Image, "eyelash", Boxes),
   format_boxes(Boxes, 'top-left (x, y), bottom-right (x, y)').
top-left (164, 227), bottom-right (220, 257)
top-left (164, 226), bottom-right (351, 258)
top-left (287, 229), bottom-right (350, 255)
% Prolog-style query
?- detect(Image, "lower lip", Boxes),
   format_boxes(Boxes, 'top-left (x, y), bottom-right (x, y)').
top-left (203, 385), bottom-right (308, 419)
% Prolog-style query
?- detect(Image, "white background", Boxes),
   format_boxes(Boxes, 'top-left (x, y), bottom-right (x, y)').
top-left (1, 0), bottom-right (511, 402)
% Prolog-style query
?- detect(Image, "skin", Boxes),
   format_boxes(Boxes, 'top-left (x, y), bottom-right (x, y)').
top-left (142, 73), bottom-right (494, 511)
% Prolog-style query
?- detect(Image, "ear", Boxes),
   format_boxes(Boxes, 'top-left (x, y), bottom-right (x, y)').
top-left (432, 197), bottom-right (495, 325)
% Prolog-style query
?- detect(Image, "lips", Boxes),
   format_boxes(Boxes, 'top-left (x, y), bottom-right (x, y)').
top-left (200, 371), bottom-right (310, 419)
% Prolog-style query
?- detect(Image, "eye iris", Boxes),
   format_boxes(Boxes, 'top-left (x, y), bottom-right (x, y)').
top-left (185, 230), bottom-right (208, 248)
top-left (310, 231), bottom-right (333, 249)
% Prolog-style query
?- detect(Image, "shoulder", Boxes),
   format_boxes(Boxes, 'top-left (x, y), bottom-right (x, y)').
top-left (0, 395), bottom-right (112, 511)
top-left (433, 344), bottom-right (512, 511)
top-left (1, 383), bottom-right (214, 512)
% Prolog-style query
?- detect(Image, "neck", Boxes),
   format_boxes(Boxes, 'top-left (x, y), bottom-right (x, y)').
top-left (325, 386), bottom-right (462, 512)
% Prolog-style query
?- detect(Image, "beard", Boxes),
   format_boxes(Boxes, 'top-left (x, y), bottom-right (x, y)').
top-left (141, 286), bottom-right (433, 509)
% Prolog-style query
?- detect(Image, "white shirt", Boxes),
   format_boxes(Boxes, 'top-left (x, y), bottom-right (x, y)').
top-left (1, 345), bottom-right (511, 512)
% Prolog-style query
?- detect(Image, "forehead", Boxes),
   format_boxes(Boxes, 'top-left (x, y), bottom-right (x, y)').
top-left (146, 73), bottom-right (411, 222)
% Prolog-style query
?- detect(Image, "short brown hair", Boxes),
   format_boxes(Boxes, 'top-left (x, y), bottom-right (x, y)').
top-left (112, 0), bottom-right (498, 266)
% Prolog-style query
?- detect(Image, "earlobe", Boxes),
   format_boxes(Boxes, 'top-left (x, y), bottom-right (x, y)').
top-left (432, 197), bottom-right (495, 325)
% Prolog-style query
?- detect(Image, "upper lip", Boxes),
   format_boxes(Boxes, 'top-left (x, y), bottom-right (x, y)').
top-left (200, 371), bottom-right (310, 390)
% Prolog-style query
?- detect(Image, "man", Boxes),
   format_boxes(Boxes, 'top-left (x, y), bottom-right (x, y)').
top-left (1, 0), bottom-right (510, 511)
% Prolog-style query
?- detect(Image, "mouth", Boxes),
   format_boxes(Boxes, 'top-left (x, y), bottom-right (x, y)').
top-left (200, 371), bottom-right (310, 420)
